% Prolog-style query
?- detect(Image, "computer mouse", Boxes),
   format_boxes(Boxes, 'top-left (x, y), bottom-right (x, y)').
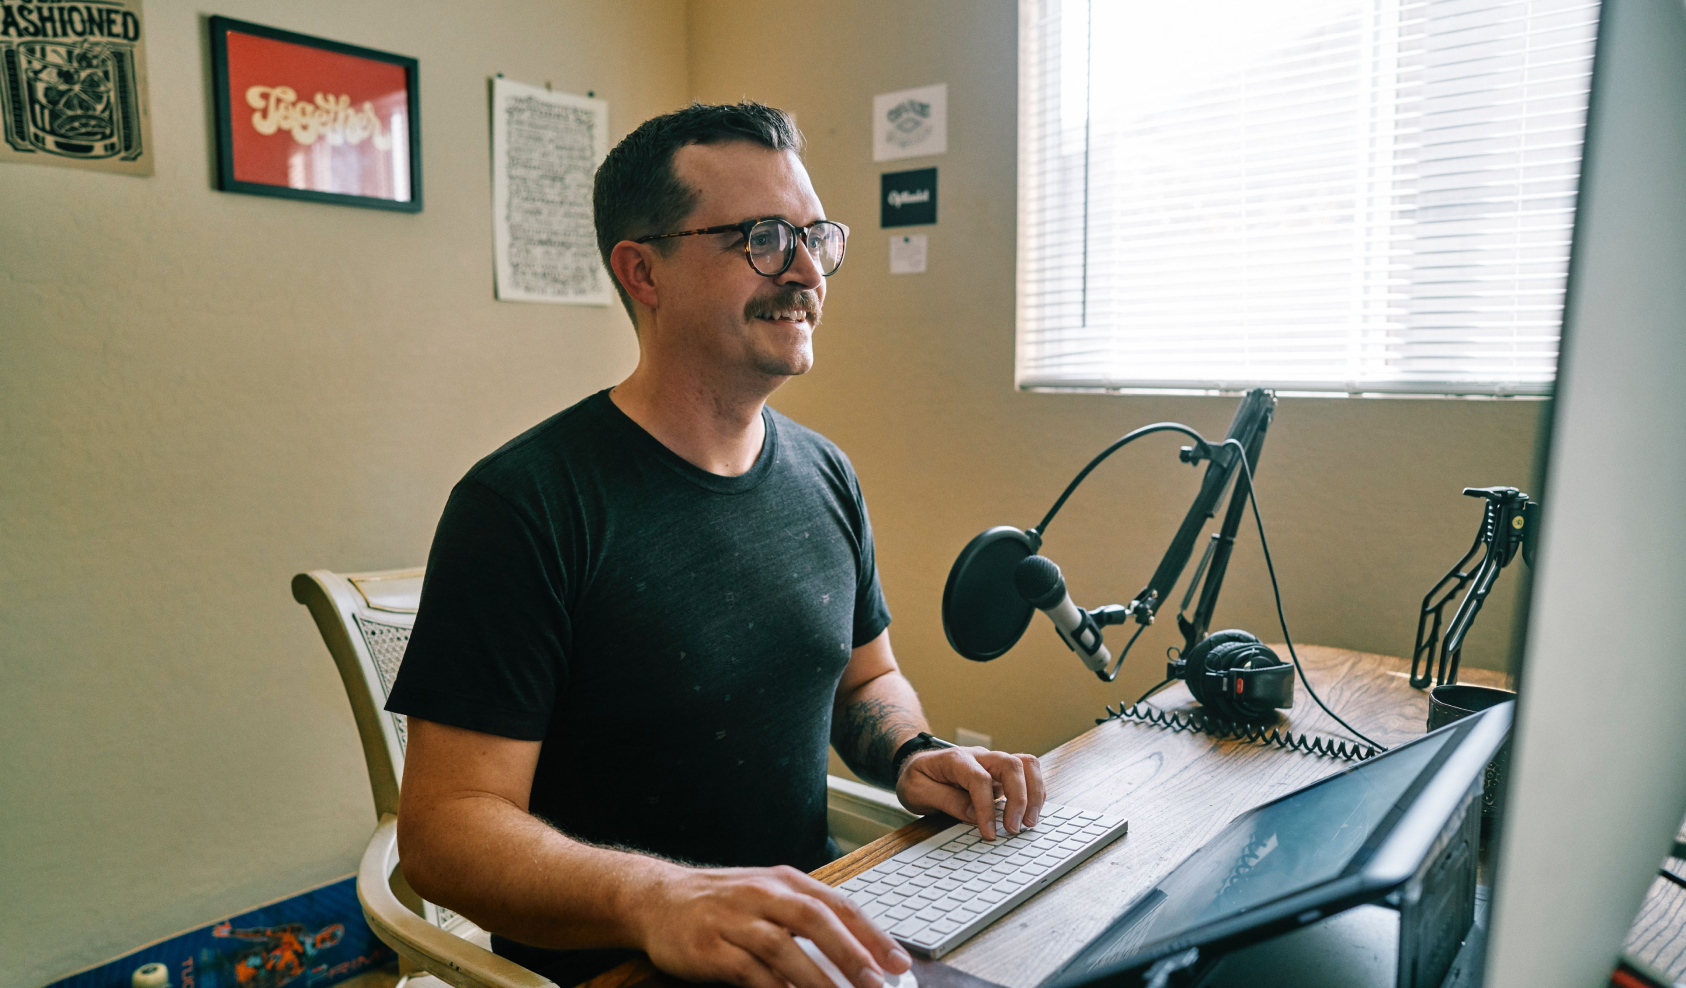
top-left (794, 936), bottom-right (917, 988)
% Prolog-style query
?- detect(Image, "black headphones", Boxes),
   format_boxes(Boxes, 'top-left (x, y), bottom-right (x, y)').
top-left (1171, 629), bottom-right (1296, 722)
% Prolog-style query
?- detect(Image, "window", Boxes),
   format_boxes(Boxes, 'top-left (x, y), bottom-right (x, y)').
top-left (1017, 0), bottom-right (1600, 396)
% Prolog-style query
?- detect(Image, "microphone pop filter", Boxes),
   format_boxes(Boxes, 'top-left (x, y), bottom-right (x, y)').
top-left (942, 526), bottom-right (1038, 661)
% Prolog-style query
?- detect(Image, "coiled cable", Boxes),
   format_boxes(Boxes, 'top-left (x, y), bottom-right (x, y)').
top-left (1097, 701), bottom-right (1381, 762)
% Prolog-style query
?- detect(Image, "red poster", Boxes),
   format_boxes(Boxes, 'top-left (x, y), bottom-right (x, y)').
top-left (210, 18), bottom-right (420, 211)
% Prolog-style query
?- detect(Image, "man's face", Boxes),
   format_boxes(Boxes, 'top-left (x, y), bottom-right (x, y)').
top-left (652, 142), bottom-right (829, 380)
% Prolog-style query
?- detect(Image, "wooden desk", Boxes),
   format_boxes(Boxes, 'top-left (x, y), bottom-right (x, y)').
top-left (818, 646), bottom-right (1506, 988)
top-left (589, 646), bottom-right (1505, 988)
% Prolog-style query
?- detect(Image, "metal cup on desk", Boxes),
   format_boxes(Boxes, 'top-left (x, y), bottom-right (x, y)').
top-left (1428, 684), bottom-right (1515, 825)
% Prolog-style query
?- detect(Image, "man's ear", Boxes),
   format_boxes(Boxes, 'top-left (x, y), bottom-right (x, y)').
top-left (609, 241), bottom-right (660, 313)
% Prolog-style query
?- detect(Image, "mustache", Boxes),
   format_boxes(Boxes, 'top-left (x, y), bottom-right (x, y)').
top-left (744, 287), bottom-right (822, 326)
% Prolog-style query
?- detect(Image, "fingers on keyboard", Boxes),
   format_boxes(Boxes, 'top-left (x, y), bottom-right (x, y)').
top-left (837, 804), bottom-right (1124, 958)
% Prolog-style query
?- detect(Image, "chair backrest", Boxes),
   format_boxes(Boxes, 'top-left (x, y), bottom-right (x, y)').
top-left (292, 568), bottom-right (423, 822)
top-left (296, 564), bottom-right (911, 939)
top-left (296, 567), bottom-right (496, 939)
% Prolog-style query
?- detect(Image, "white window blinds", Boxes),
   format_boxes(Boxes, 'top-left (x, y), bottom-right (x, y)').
top-left (1017, 0), bottom-right (1600, 395)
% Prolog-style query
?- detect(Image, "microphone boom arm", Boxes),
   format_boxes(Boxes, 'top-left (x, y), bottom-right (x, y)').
top-left (1131, 389), bottom-right (1277, 663)
top-left (1020, 389), bottom-right (1276, 681)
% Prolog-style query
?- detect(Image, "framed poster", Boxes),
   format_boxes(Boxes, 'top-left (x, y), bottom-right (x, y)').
top-left (209, 16), bottom-right (420, 211)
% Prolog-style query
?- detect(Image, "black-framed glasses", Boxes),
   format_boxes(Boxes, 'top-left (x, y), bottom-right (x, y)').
top-left (635, 217), bottom-right (849, 277)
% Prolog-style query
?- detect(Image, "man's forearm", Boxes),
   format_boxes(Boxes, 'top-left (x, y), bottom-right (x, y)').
top-left (397, 792), bottom-right (678, 950)
top-left (831, 671), bottom-right (929, 789)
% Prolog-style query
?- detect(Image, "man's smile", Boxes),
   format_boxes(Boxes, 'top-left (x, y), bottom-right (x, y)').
top-left (745, 288), bottom-right (822, 330)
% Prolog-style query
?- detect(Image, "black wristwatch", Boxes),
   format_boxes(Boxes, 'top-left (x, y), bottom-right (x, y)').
top-left (891, 731), bottom-right (958, 784)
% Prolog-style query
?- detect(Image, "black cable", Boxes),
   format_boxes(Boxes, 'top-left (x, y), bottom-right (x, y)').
top-left (1129, 648), bottom-right (1182, 704)
top-left (1660, 867), bottom-right (1686, 892)
top-left (1118, 621), bottom-right (1148, 669)
top-left (1134, 677), bottom-right (1173, 706)
top-left (1227, 439), bottom-right (1388, 752)
top-left (1098, 703), bottom-right (1379, 762)
top-left (1093, 620), bottom-right (1150, 683)
top-left (1031, 423), bottom-right (1208, 538)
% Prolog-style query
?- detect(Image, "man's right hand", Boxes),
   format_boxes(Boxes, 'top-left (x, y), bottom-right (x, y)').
top-left (399, 719), bottom-right (905, 987)
top-left (636, 864), bottom-right (911, 988)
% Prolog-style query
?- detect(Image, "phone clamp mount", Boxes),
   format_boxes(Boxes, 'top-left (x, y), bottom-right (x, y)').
top-left (1410, 486), bottom-right (1539, 689)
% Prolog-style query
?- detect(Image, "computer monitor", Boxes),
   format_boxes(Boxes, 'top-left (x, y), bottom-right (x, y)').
top-left (1482, 0), bottom-right (1686, 985)
top-left (1046, 703), bottom-right (1512, 988)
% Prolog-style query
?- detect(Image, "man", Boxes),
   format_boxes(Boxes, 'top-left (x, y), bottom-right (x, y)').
top-left (386, 102), bottom-right (1045, 988)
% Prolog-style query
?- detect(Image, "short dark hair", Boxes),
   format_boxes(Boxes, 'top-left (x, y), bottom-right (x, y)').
top-left (593, 101), bottom-right (805, 321)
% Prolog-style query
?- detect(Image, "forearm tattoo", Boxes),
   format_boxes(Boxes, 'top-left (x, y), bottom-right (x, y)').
top-left (832, 696), bottom-right (923, 789)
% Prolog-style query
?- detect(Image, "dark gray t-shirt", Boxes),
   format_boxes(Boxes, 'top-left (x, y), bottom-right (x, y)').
top-left (386, 389), bottom-right (890, 980)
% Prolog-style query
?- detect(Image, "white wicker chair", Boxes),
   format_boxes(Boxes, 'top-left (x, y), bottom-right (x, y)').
top-left (293, 567), bottom-right (913, 988)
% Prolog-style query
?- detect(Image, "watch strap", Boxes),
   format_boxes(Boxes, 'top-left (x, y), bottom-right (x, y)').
top-left (892, 731), bottom-right (959, 785)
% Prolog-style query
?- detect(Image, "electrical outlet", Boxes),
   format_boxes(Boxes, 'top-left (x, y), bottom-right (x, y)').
top-left (955, 727), bottom-right (992, 748)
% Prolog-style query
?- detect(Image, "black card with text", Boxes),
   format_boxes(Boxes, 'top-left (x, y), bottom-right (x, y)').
top-left (881, 167), bottom-right (938, 227)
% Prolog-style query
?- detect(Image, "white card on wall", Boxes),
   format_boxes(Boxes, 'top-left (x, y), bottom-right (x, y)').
top-left (889, 234), bottom-right (928, 274)
top-left (873, 83), bottom-right (947, 162)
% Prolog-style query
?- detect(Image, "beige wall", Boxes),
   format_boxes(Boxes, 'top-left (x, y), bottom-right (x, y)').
top-left (685, 0), bottom-right (1545, 773)
top-left (3, 2), bottom-right (1545, 985)
top-left (0, 3), bottom-right (684, 985)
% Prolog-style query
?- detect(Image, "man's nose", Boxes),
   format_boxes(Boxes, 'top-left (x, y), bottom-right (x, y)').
top-left (779, 237), bottom-right (826, 291)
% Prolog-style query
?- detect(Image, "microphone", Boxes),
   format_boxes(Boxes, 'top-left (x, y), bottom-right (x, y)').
top-left (1014, 555), bottom-right (1112, 674)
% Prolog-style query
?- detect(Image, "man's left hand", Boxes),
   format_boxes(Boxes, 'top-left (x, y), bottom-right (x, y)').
top-left (895, 747), bottom-right (1046, 841)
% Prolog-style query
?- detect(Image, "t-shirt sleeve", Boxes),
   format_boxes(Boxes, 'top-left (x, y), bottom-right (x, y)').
top-left (848, 472), bottom-right (892, 648)
top-left (385, 478), bottom-right (570, 741)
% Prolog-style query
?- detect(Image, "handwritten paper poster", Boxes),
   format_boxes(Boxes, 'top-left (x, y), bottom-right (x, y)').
top-left (491, 77), bottom-right (609, 305)
top-left (0, 0), bottom-right (153, 175)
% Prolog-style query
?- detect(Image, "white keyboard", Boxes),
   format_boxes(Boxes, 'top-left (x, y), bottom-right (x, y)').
top-left (837, 802), bottom-right (1128, 959)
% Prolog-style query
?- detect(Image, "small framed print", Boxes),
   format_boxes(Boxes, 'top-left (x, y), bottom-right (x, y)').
top-left (209, 16), bottom-right (421, 211)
